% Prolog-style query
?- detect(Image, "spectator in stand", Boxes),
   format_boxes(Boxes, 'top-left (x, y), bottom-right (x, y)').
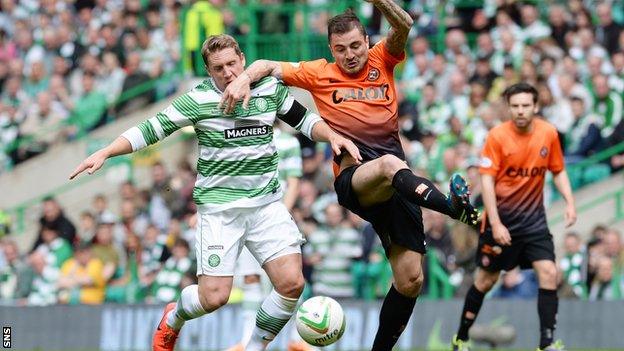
top-left (91, 193), bottom-right (116, 224)
top-left (588, 256), bottom-right (621, 300)
top-left (150, 238), bottom-right (194, 303)
top-left (520, 3), bottom-right (551, 44)
top-left (91, 221), bottom-right (122, 284)
top-left (58, 242), bottom-right (105, 305)
top-left (559, 232), bottom-right (586, 298)
top-left (31, 197), bottom-right (76, 252)
top-left (34, 225), bottom-right (73, 269)
top-left (78, 211), bottom-right (97, 244)
top-left (64, 72), bottom-right (109, 138)
top-left (538, 82), bottom-right (574, 136)
top-left (470, 55), bottom-right (498, 92)
top-left (418, 82), bottom-right (452, 136)
top-left (595, 3), bottom-right (623, 56)
top-left (548, 5), bottom-right (571, 50)
top-left (17, 91), bottom-right (67, 160)
top-left (307, 202), bottom-right (362, 298)
top-left (592, 74), bottom-right (623, 139)
top-left (25, 251), bottom-right (59, 306)
top-left (565, 96), bottom-right (603, 162)
top-left (0, 239), bottom-right (29, 302)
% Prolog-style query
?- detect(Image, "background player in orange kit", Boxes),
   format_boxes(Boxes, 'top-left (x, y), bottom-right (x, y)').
top-left (451, 83), bottom-right (577, 351)
top-left (221, 1), bottom-right (479, 349)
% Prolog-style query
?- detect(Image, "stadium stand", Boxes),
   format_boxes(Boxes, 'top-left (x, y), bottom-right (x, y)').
top-left (0, 0), bottom-right (623, 310)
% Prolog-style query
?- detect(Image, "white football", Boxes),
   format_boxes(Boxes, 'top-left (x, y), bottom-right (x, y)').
top-left (295, 296), bottom-right (346, 346)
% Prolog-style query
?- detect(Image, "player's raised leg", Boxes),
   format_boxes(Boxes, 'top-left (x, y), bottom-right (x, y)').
top-left (346, 154), bottom-right (478, 225)
top-left (372, 245), bottom-right (422, 350)
top-left (153, 276), bottom-right (233, 351)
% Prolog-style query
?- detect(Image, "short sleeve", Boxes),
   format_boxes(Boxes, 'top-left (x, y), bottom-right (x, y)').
top-left (479, 133), bottom-right (502, 176)
top-left (548, 129), bottom-right (565, 174)
top-left (369, 40), bottom-right (405, 71)
top-left (280, 59), bottom-right (327, 90)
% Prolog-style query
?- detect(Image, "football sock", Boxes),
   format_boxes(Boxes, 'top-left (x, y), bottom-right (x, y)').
top-left (457, 284), bottom-right (486, 341)
top-left (247, 289), bottom-right (299, 351)
top-left (167, 284), bottom-right (207, 331)
top-left (241, 281), bottom-right (264, 346)
top-left (538, 288), bottom-right (558, 349)
top-left (391, 169), bottom-right (453, 216)
top-left (372, 285), bottom-right (417, 351)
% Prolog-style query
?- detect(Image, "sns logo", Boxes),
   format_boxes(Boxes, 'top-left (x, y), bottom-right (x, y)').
top-left (3, 326), bottom-right (10, 348)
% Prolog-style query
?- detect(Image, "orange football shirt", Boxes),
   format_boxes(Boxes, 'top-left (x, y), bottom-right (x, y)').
top-left (479, 118), bottom-right (564, 235)
top-left (280, 40), bottom-right (405, 172)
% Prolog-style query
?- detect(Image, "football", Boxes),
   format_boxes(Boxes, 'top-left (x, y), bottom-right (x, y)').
top-left (295, 296), bottom-right (346, 346)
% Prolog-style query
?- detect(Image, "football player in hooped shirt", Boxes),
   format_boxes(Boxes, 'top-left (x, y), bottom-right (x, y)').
top-left (221, 1), bottom-right (479, 349)
top-left (451, 83), bottom-right (577, 351)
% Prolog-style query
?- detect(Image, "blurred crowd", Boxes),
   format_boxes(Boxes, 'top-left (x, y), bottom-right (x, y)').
top-left (2, 0), bottom-right (624, 305)
top-left (0, 0), bottom-right (183, 172)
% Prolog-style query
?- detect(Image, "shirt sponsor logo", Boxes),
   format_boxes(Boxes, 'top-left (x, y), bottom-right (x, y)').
top-left (331, 84), bottom-right (390, 104)
top-left (505, 166), bottom-right (547, 178)
top-left (207, 245), bottom-right (224, 250)
top-left (224, 125), bottom-right (270, 139)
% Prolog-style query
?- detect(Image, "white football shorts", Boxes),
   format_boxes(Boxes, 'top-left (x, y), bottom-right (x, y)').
top-left (196, 201), bottom-right (303, 276)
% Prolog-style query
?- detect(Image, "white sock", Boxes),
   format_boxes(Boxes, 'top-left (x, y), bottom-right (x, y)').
top-left (241, 281), bottom-right (264, 346)
top-left (166, 285), bottom-right (207, 331)
top-left (246, 289), bottom-right (298, 351)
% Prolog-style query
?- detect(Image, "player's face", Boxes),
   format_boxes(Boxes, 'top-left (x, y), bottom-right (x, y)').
top-left (508, 92), bottom-right (538, 132)
top-left (329, 27), bottom-right (369, 75)
top-left (206, 47), bottom-right (246, 91)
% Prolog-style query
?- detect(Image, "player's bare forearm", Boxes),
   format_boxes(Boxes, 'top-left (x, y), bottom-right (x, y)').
top-left (481, 174), bottom-right (502, 226)
top-left (371, 0), bottom-right (413, 56)
top-left (69, 136), bottom-right (132, 179)
top-left (244, 59), bottom-right (283, 81)
top-left (283, 177), bottom-right (300, 212)
top-left (311, 121), bottom-right (362, 162)
top-left (553, 170), bottom-right (575, 208)
top-left (104, 136), bottom-right (134, 158)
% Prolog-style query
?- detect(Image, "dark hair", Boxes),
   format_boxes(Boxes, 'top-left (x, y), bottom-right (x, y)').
top-left (327, 9), bottom-right (367, 42)
top-left (503, 82), bottom-right (538, 103)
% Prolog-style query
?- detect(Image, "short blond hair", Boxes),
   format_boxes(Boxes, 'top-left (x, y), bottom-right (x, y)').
top-left (201, 34), bottom-right (242, 67)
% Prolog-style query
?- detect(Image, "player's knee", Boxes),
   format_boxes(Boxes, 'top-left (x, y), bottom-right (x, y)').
top-left (537, 264), bottom-right (558, 284)
top-left (198, 286), bottom-right (230, 311)
top-left (475, 273), bottom-right (498, 292)
top-left (395, 271), bottom-right (423, 298)
top-left (274, 274), bottom-right (305, 299)
top-left (379, 154), bottom-right (404, 181)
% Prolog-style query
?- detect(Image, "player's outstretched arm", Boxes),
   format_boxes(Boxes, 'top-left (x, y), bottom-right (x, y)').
top-left (366, 0), bottom-right (414, 57)
top-left (553, 170), bottom-right (577, 227)
top-left (220, 60), bottom-right (283, 114)
top-left (69, 136), bottom-right (132, 180)
top-left (311, 121), bottom-right (362, 163)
